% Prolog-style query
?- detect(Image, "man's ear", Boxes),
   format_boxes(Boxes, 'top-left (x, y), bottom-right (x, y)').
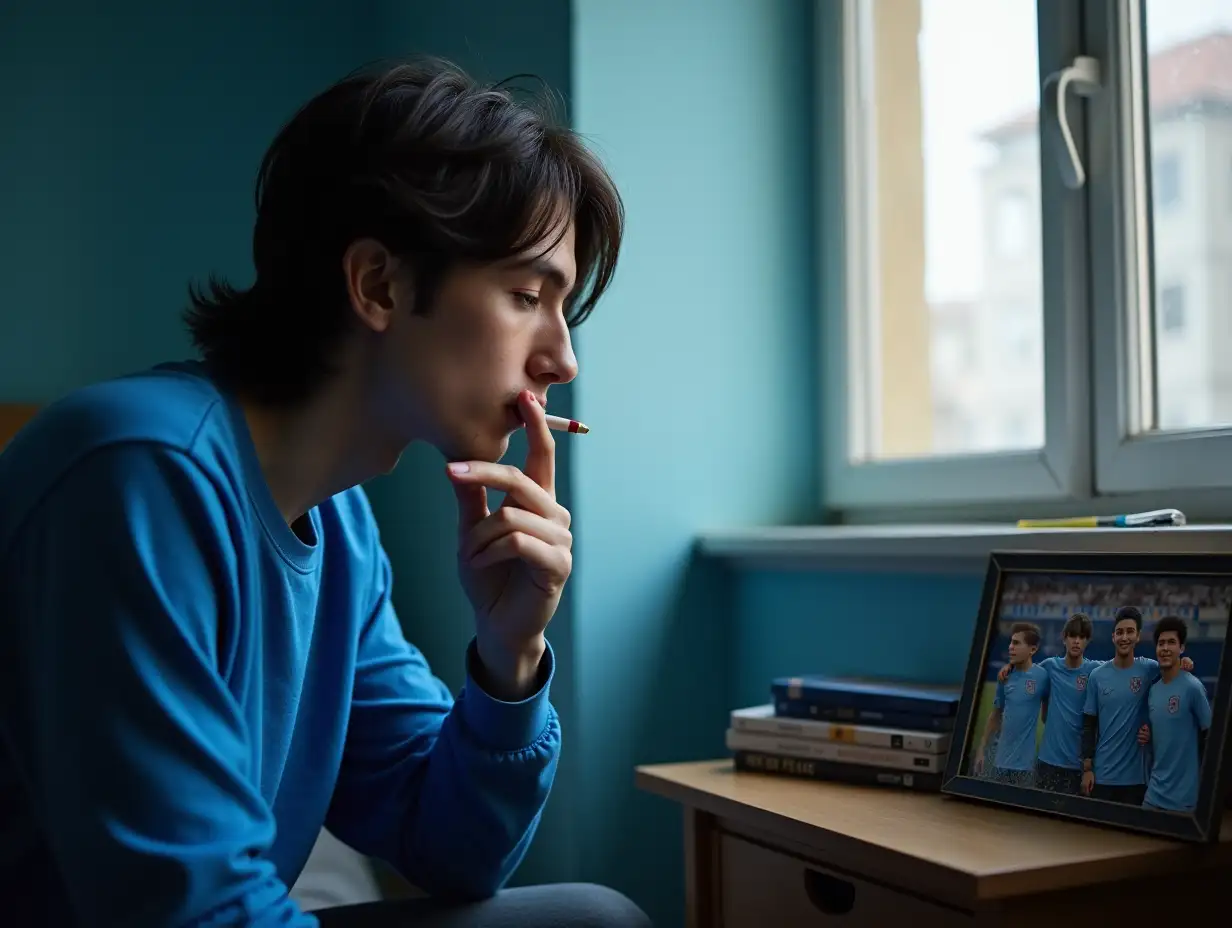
top-left (342, 238), bottom-right (405, 333)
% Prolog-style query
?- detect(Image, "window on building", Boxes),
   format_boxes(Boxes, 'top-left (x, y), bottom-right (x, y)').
top-left (1153, 152), bottom-right (1181, 210)
top-left (1159, 283), bottom-right (1185, 333)
top-left (996, 189), bottom-right (1031, 257)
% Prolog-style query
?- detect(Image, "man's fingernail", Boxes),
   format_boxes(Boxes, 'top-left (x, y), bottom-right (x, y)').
top-left (448, 462), bottom-right (470, 475)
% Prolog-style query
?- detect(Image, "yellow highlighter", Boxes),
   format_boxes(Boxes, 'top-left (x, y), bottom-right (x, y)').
top-left (1016, 508), bottom-right (1186, 529)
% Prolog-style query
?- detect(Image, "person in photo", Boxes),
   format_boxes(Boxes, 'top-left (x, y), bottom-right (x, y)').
top-left (974, 623), bottom-right (1049, 787)
top-left (1140, 616), bottom-right (1212, 812)
top-left (1081, 606), bottom-right (1196, 805)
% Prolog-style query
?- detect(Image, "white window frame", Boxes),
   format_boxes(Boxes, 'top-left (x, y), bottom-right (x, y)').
top-left (819, 0), bottom-right (1232, 521)
top-left (1086, 0), bottom-right (1232, 496)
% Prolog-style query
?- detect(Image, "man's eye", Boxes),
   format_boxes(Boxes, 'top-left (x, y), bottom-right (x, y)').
top-left (514, 291), bottom-right (541, 309)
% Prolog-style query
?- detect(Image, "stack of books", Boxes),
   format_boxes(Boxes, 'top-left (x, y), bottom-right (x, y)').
top-left (726, 675), bottom-right (962, 792)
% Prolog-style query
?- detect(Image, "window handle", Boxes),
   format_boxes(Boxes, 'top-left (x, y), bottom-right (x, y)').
top-left (1041, 55), bottom-right (1101, 190)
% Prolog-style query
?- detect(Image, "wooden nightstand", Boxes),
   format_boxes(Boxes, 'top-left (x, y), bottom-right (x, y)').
top-left (636, 759), bottom-right (1232, 927)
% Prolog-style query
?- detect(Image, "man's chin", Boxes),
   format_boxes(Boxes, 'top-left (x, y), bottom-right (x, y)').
top-left (440, 434), bottom-right (510, 465)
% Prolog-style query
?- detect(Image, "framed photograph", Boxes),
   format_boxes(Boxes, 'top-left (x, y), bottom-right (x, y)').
top-left (942, 550), bottom-right (1232, 842)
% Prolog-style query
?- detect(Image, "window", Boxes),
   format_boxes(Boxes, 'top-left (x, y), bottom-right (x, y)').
top-left (1158, 283), bottom-right (1185, 333)
top-left (821, 0), bottom-right (1232, 516)
top-left (996, 189), bottom-right (1032, 257)
top-left (1152, 152), bottom-right (1181, 209)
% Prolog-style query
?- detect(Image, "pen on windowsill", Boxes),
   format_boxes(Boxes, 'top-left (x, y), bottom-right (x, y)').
top-left (1016, 508), bottom-right (1186, 529)
top-left (545, 414), bottom-right (589, 434)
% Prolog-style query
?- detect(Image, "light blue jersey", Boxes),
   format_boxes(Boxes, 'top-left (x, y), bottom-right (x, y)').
top-left (1083, 656), bottom-right (1161, 786)
top-left (1036, 656), bottom-right (1103, 770)
top-left (993, 664), bottom-right (1050, 771)
top-left (1144, 673), bottom-right (1211, 812)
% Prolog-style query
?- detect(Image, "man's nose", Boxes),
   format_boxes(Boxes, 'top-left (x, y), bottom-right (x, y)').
top-left (529, 324), bottom-right (579, 385)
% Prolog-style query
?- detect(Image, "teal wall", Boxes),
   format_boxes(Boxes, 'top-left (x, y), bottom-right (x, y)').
top-left (570, 1), bottom-right (818, 924)
top-left (0, 0), bottom-right (370, 398)
top-left (731, 568), bottom-right (985, 709)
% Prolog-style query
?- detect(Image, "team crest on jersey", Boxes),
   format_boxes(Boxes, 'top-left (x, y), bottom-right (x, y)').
top-left (1168, 695), bottom-right (1180, 714)
top-left (1025, 679), bottom-right (1036, 695)
top-left (1130, 676), bottom-right (1143, 693)
top-left (1076, 674), bottom-right (1087, 691)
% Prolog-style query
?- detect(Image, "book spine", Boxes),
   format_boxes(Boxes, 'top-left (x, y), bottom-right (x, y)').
top-left (768, 690), bottom-right (951, 714)
top-left (726, 728), bottom-right (944, 773)
top-left (771, 683), bottom-right (956, 718)
top-left (730, 712), bottom-right (951, 754)
top-left (732, 749), bottom-right (942, 792)
top-left (774, 698), bottom-right (956, 733)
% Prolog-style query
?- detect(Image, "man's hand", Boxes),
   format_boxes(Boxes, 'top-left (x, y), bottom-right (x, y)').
top-left (448, 390), bottom-right (571, 701)
top-left (971, 754), bottom-right (984, 777)
top-left (997, 663), bottom-right (1010, 684)
top-left (1138, 723), bottom-right (1151, 745)
top-left (1181, 656), bottom-right (1194, 672)
top-left (1081, 769), bottom-right (1095, 795)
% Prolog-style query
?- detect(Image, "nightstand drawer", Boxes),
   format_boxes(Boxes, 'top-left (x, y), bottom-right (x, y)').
top-left (718, 833), bottom-right (967, 926)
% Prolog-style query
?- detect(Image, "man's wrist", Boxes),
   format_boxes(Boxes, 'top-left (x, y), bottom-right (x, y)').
top-left (474, 633), bottom-right (548, 702)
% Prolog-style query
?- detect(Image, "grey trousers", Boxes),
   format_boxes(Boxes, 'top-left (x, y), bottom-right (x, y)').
top-left (314, 882), bottom-right (653, 928)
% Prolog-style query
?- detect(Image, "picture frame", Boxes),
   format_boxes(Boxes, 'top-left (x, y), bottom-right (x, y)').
top-left (942, 549), bottom-right (1232, 842)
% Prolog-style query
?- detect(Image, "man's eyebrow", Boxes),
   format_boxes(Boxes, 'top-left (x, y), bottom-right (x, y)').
top-left (509, 257), bottom-right (574, 294)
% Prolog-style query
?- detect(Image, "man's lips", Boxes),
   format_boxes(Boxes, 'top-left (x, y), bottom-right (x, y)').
top-left (508, 394), bottom-right (548, 426)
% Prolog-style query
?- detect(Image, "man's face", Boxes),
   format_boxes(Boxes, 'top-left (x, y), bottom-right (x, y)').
top-left (375, 221), bottom-right (579, 464)
top-left (1064, 632), bottom-right (1090, 659)
top-left (1112, 619), bottom-right (1140, 656)
top-left (1007, 632), bottom-right (1037, 666)
top-left (1156, 630), bottom-right (1183, 669)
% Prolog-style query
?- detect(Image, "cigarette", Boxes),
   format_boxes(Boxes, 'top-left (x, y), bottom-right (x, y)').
top-left (545, 414), bottom-right (589, 434)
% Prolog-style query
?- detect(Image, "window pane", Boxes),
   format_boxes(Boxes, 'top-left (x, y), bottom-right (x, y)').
top-left (1138, 3), bottom-right (1232, 434)
top-left (847, 0), bottom-right (1043, 462)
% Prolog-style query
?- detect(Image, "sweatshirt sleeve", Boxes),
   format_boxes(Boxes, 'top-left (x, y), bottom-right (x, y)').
top-left (0, 443), bottom-right (315, 927)
top-left (322, 544), bottom-right (560, 901)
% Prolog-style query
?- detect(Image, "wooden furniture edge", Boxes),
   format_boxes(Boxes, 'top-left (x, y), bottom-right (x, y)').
top-left (0, 403), bottom-right (40, 449)
top-left (682, 808), bottom-right (719, 928)
top-left (635, 761), bottom-right (979, 905)
top-left (635, 760), bottom-right (1230, 903)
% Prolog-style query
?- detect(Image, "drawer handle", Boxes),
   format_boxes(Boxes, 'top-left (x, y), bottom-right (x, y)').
top-left (803, 868), bottom-right (856, 915)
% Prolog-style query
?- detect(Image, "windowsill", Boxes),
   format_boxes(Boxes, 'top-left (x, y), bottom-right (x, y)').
top-left (697, 523), bottom-right (1232, 573)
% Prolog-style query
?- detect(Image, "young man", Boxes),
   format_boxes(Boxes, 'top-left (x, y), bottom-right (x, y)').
top-left (1141, 617), bottom-right (1212, 812)
top-left (1082, 606), bottom-right (1176, 804)
top-left (1000, 613), bottom-right (1099, 795)
top-left (974, 623), bottom-right (1049, 787)
top-left (0, 59), bottom-right (651, 928)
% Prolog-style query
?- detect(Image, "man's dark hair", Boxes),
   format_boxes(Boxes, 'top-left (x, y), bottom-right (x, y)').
top-left (1114, 605), bottom-right (1143, 630)
top-left (185, 57), bottom-right (624, 406)
top-left (1153, 615), bottom-right (1189, 646)
top-left (1062, 612), bottom-right (1093, 640)
top-left (1010, 622), bottom-right (1041, 647)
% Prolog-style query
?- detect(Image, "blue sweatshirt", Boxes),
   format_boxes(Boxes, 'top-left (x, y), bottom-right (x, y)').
top-left (0, 362), bottom-right (561, 927)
